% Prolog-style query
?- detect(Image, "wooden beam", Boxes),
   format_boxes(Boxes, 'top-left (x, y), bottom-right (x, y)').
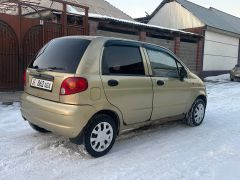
top-left (53, 0), bottom-right (89, 10)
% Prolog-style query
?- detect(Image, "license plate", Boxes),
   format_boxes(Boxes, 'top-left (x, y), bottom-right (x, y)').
top-left (31, 78), bottom-right (53, 91)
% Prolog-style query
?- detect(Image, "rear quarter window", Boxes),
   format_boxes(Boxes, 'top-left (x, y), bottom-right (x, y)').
top-left (29, 38), bottom-right (91, 73)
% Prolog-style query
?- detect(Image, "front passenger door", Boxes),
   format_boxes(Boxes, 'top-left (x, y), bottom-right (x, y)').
top-left (145, 47), bottom-right (192, 121)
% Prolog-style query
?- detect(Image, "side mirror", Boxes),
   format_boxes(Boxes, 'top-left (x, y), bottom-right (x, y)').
top-left (179, 67), bottom-right (187, 81)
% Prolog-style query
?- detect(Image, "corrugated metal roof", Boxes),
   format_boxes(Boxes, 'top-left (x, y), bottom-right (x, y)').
top-left (1, 0), bottom-right (133, 21)
top-left (88, 13), bottom-right (200, 36)
top-left (68, 0), bottom-right (133, 21)
top-left (65, 6), bottom-right (200, 36)
top-left (147, 0), bottom-right (240, 35)
top-left (176, 0), bottom-right (240, 35)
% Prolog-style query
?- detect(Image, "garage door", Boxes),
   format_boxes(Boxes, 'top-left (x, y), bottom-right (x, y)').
top-left (203, 30), bottom-right (239, 71)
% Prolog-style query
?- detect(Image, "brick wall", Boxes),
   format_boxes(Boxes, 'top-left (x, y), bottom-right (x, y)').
top-left (89, 20), bottom-right (203, 76)
top-left (174, 36), bottom-right (180, 56)
top-left (96, 30), bottom-right (139, 41)
top-left (179, 41), bottom-right (197, 73)
top-left (145, 37), bottom-right (175, 52)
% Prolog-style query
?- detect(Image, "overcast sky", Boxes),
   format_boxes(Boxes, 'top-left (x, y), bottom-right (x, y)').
top-left (106, 0), bottom-right (240, 18)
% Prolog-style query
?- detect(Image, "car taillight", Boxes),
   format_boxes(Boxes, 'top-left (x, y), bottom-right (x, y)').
top-left (60, 77), bottom-right (88, 95)
top-left (24, 70), bottom-right (27, 86)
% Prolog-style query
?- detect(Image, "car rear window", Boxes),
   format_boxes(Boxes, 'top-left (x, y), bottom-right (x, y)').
top-left (29, 38), bottom-right (91, 73)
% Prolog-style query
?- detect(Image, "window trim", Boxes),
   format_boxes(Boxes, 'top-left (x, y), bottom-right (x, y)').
top-left (144, 46), bottom-right (186, 78)
top-left (101, 41), bottom-right (147, 77)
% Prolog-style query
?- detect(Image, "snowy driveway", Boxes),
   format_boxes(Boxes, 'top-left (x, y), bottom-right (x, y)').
top-left (1, 75), bottom-right (240, 180)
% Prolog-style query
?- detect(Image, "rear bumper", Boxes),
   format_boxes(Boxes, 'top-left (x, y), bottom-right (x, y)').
top-left (21, 93), bottom-right (95, 138)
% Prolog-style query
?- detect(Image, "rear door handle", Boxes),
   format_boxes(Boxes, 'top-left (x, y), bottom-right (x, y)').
top-left (108, 80), bottom-right (119, 87)
top-left (157, 80), bottom-right (165, 86)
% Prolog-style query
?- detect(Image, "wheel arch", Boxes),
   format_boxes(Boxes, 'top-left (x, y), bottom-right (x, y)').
top-left (196, 94), bottom-right (207, 105)
top-left (70, 109), bottom-right (121, 145)
top-left (93, 110), bottom-right (120, 134)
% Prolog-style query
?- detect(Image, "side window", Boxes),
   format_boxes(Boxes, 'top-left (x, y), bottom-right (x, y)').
top-left (102, 45), bottom-right (145, 76)
top-left (146, 49), bottom-right (179, 78)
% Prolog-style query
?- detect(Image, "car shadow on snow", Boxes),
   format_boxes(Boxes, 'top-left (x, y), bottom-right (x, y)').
top-left (36, 119), bottom-right (192, 158)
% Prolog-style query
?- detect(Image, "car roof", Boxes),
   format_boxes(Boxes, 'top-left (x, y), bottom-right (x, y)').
top-left (58, 35), bottom-right (171, 51)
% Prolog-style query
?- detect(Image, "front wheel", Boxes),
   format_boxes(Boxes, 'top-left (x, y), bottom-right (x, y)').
top-left (185, 99), bottom-right (206, 127)
top-left (84, 114), bottom-right (117, 157)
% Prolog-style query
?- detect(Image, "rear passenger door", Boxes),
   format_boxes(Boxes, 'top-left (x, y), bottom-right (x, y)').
top-left (145, 47), bottom-right (192, 120)
top-left (100, 41), bottom-right (153, 125)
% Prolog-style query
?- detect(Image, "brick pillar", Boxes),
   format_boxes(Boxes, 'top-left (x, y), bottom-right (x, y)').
top-left (89, 20), bottom-right (99, 36)
top-left (196, 38), bottom-right (204, 75)
top-left (238, 39), bottom-right (240, 65)
top-left (139, 31), bottom-right (146, 41)
top-left (174, 36), bottom-right (180, 56)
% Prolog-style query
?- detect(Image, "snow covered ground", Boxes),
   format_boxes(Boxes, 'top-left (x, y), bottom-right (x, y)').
top-left (1, 74), bottom-right (240, 180)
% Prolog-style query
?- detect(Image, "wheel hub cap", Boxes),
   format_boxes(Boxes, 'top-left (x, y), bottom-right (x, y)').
top-left (90, 122), bottom-right (113, 152)
top-left (194, 103), bottom-right (205, 124)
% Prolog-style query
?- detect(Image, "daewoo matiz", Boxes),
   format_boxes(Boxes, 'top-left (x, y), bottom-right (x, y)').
top-left (21, 36), bottom-right (207, 157)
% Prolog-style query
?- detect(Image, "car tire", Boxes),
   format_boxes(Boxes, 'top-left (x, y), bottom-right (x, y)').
top-left (84, 114), bottom-right (117, 157)
top-left (185, 99), bottom-right (206, 127)
top-left (28, 122), bottom-right (51, 133)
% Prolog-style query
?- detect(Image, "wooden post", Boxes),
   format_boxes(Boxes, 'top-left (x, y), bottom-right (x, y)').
top-left (62, 2), bottom-right (67, 36)
top-left (18, 2), bottom-right (23, 89)
top-left (84, 7), bottom-right (89, 35)
top-left (18, 3), bottom-right (22, 49)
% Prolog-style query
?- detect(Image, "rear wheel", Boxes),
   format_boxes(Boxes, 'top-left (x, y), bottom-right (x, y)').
top-left (185, 99), bottom-right (206, 127)
top-left (84, 114), bottom-right (117, 157)
top-left (28, 122), bottom-right (50, 133)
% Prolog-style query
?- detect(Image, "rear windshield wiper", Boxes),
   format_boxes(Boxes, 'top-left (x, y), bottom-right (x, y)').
top-left (35, 67), bottom-right (65, 72)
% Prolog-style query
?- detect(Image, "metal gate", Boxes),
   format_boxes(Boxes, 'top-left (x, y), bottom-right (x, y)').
top-left (68, 25), bottom-right (85, 36)
top-left (0, 21), bottom-right (19, 91)
top-left (44, 22), bottom-right (62, 43)
top-left (0, 0), bottom-right (89, 91)
top-left (20, 25), bottom-right (43, 88)
top-left (22, 25), bottom-right (43, 69)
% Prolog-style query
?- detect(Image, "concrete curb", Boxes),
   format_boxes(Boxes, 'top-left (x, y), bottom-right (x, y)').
top-left (0, 91), bottom-right (23, 104)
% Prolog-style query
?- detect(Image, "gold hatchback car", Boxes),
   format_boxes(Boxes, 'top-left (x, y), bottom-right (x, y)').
top-left (21, 36), bottom-right (207, 157)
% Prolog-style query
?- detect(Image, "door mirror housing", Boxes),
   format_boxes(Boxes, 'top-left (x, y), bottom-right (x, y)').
top-left (179, 67), bottom-right (187, 81)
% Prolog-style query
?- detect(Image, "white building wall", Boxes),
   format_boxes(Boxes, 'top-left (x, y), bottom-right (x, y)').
top-left (148, 1), bottom-right (204, 29)
top-left (203, 31), bottom-right (239, 71)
